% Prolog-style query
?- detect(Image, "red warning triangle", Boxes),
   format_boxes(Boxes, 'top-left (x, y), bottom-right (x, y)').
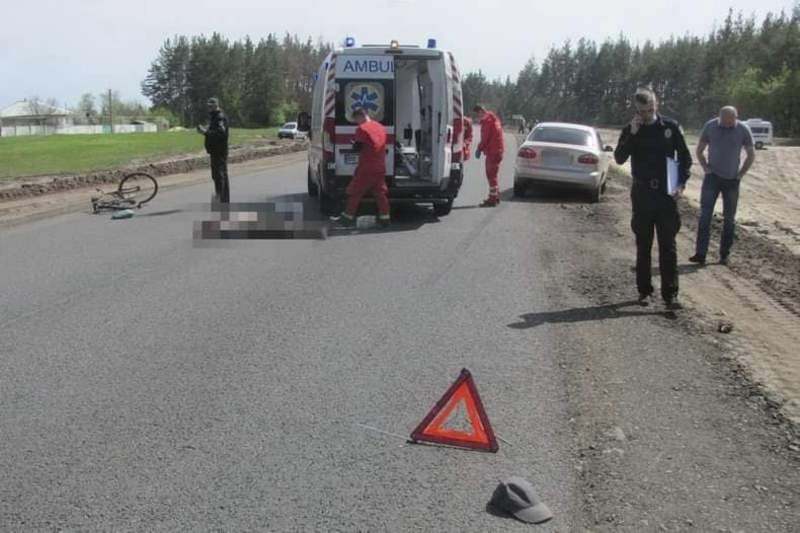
top-left (410, 368), bottom-right (499, 452)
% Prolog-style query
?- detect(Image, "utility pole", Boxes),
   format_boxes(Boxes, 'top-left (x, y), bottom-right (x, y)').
top-left (108, 89), bottom-right (113, 134)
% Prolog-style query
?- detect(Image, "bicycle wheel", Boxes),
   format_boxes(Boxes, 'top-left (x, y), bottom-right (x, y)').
top-left (118, 172), bottom-right (158, 207)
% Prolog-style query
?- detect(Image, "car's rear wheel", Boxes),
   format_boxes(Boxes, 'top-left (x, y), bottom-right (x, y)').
top-left (513, 180), bottom-right (526, 198)
top-left (589, 185), bottom-right (602, 203)
top-left (433, 198), bottom-right (453, 217)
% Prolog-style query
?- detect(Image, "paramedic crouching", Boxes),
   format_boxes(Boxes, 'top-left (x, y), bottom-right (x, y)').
top-left (333, 108), bottom-right (390, 228)
top-left (614, 88), bottom-right (692, 310)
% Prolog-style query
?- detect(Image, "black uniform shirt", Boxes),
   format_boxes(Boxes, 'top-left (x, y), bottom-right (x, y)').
top-left (205, 110), bottom-right (229, 156)
top-left (614, 115), bottom-right (692, 193)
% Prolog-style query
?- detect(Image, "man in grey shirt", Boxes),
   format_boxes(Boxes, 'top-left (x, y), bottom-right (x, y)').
top-left (689, 106), bottom-right (755, 265)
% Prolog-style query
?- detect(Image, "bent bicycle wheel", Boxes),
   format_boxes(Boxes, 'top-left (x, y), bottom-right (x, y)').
top-left (118, 172), bottom-right (158, 207)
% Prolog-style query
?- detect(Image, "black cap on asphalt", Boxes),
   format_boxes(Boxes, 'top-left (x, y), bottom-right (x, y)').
top-left (488, 476), bottom-right (553, 524)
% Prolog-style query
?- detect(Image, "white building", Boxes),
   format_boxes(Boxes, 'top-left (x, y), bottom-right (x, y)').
top-left (0, 100), bottom-right (72, 137)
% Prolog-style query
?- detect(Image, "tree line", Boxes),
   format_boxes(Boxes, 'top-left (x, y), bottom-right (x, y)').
top-left (463, 4), bottom-right (800, 136)
top-left (141, 33), bottom-right (331, 128)
top-left (139, 4), bottom-right (799, 136)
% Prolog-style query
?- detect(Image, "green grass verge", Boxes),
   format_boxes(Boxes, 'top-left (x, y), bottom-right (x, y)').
top-left (0, 128), bottom-right (277, 180)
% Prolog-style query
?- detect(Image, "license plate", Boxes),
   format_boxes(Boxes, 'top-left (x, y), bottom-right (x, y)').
top-left (344, 153), bottom-right (359, 165)
top-left (545, 151), bottom-right (571, 166)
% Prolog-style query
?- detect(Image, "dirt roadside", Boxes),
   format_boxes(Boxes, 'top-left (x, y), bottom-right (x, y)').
top-left (0, 146), bottom-right (308, 229)
top-left (517, 130), bottom-right (800, 430)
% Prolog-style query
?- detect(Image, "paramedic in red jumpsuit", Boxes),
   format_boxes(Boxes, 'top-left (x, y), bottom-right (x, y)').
top-left (462, 116), bottom-right (474, 161)
top-left (335, 107), bottom-right (390, 227)
top-left (474, 105), bottom-right (505, 207)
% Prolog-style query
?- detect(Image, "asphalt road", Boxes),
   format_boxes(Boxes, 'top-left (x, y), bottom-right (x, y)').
top-left (2, 137), bottom-right (798, 531)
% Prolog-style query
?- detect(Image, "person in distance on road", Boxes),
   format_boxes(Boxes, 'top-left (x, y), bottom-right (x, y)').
top-left (196, 97), bottom-right (230, 205)
top-left (462, 116), bottom-right (474, 161)
top-left (689, 106), bottom-right (755, 266)
top-left (474, 104), bottom-right (505, 207)
top-left (614, 88), bottom-right (692, 310)
top-left (331, 107), bottom-right (390, 228)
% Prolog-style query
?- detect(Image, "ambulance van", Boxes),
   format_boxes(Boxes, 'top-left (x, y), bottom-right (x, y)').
top-left (303, 39), bottom-right (466, 216)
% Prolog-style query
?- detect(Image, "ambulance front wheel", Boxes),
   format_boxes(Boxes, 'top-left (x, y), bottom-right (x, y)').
top-left (755, 141), bottom-right (764, 150)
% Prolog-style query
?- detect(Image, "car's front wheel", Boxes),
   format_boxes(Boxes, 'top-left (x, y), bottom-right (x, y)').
top-left (755, 141), bottom-right (764, 150)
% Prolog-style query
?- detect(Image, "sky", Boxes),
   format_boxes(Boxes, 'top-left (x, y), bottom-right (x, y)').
top-left (0, 0), bottom-right (795, 110)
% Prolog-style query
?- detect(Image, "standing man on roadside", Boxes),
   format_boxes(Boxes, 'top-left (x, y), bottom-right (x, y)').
top-left (474, 105), bottom-right (505, 207)
top-left (614, 88), bottom-right (692, 309)
top-left (690, 106), bottom-right (755, 266)
top-left (197, 97), bottom-right (230, 204)
top-left (332, 107), bottom-right (390, 228)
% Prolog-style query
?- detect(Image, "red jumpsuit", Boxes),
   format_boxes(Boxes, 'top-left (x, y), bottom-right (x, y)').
top-left (478, 111), bottom-right (505, 202)
top-left (462, 117), bottom-right (474, 161)
top-left (345, 119), bottom-right (389, 218)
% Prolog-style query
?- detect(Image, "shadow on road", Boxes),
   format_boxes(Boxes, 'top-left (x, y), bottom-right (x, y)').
top-left (508, 299), bottom-right (667, 329)
top-left (503, 186), bottom-right (591, 204)
top-left (629, 264), bottom-right (705, 276)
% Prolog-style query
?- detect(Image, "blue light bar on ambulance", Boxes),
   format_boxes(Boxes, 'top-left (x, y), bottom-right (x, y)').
top-left (345, 37), bottom-right (356, 48)
top-left (427, 39), bottom-right (437, 49)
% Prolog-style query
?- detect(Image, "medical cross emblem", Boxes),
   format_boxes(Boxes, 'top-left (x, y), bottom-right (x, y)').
top-left (350, 86), bottom-right (380, 114)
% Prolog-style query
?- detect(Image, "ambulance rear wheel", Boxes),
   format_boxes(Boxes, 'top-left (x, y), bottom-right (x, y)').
top-left (307, 166), bottom-right (319, 197)
top-left (433, 199), bottom-right (453, 217)
top-left (320, 191), bottom-right (338, 216)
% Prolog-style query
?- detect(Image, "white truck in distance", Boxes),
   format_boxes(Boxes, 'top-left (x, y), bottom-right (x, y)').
top-left (745, 118), bottom-right (773, 149)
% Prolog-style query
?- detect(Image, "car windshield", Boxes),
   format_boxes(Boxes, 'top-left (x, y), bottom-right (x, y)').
top-left (529, 127), bottom-right (593, 147)
top-left (283, 123), bottom-right (297, 129)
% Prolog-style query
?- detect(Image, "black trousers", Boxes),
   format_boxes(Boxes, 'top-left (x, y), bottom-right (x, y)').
top-left (631, 184), bottom-right (681, 300)
top-left (210, 153), bottom-right (230, 203)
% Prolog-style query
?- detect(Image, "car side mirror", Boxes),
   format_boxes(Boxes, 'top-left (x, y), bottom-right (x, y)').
top-left (604, 145), bottom-right (614, 152)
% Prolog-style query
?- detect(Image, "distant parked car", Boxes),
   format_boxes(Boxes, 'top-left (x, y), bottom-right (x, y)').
top-left (513, 122), bottom-right (613, 202)
top-left (278, 122), bottom-right (306, 140)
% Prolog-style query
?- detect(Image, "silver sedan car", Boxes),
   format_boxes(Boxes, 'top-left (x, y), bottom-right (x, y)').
top-left (513, 122), bottom-right (614, 202)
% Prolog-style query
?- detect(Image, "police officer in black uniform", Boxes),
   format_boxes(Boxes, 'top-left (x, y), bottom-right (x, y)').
top-left (197, 97), bottom-right (230, 204)
top-left (614, 88), bottom-right (692, 309)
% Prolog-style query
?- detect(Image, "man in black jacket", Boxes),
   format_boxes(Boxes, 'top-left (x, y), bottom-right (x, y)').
top-left (197, 97), bottom-right (230, 204)
top-left (614, 88), bottom-right (692, 309)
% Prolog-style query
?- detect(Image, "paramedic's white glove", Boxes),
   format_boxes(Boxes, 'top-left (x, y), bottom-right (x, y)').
top-left (475, 149), bottom-right (482, 159)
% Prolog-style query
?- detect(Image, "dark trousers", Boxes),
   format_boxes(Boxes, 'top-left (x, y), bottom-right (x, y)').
top-left (695, 173), bottom-right (740, 259)
top-left (631, 185), bottom-right (681, 300)
top-left (210, 153), bottom-right (230, 203)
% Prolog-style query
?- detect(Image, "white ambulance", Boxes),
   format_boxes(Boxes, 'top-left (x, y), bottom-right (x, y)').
top-left (744, 118), bottom-right (773, 150)
top-left (302, 39), bottom-right (466, 216)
